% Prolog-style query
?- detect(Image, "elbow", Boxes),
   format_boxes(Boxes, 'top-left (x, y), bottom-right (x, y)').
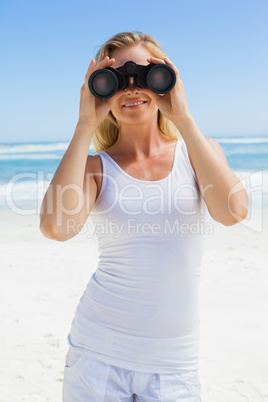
top-left (39, 220), bottom-right (69, 242)
top-left (209, 201), bottom-right (249, 227)
top-left (208, 187), bottom-right (249, 226)
top-left (224, 201), bottom-right (249, 226)
top-left (225, 186), bottom-right (249, 226)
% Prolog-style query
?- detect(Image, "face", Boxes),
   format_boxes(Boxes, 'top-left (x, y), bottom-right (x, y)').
top-left (108, 45), bottom-right (159, 126)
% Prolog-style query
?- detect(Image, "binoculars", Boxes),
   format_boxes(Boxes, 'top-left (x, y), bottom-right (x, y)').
top-left (88, 60), bottom-right (176, 99)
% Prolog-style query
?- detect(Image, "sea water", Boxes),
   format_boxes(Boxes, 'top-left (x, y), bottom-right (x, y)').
top-left (0, 135), bottom-right (267, 215)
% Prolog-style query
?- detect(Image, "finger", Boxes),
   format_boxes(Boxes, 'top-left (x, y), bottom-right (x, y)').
top-left (147, 56), bottom-right (165, 64)
top-left (85, 57), bottom-right (115, 82)
top-left (95, 56), bottom-right (115, 71)
top-left (85, 57), bottom-right (116, 97)
top-left (85, 59), bottom-right (96, 81)
top-left (163, 58), bottom-right (180, 78)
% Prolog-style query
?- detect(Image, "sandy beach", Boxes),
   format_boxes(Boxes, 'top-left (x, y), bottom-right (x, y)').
top-left (0, 208), bottom-right (267, 401)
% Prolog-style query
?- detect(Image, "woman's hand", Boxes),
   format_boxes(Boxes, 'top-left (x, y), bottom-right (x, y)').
top-left (78, 56), bottom-right (116, 128)
top-left (143, 56), bottom-right (192, 126)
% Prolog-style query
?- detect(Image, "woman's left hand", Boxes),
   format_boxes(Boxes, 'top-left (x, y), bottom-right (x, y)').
top-left (144, 56), bottom-right (191, 125)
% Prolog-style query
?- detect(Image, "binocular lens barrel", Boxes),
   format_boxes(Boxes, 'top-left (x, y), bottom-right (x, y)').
top-left (147, 66), bottom-right (174, 93)
top-left (91, 70), bottom-right (118, 98)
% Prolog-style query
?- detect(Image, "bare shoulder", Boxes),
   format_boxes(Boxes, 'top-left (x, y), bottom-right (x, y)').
top-left (84, 154), bottom-right (103, 200)
top-left (85, 153), bottom-right (103, 175)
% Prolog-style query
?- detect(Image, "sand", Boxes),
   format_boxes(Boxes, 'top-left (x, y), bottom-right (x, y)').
top-left (0, 208), bottom-right (267, 401)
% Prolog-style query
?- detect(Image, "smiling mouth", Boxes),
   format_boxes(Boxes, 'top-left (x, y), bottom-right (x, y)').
top-left (123, 101), bottom-right (147, 108)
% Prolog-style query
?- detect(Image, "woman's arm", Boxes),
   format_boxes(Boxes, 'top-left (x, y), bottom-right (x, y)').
top-left (39, 123), bottom-right (97, 241)
top-left (176, 116), bottom-right (249, 226)
top-left (40, 57), bottom-right (116, 241)
top-left (145, 56), bottom-right (249, 226)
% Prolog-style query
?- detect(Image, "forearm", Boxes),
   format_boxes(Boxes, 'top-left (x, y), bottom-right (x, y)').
top-left (175, 115), bottom-right (249, 225)
top-left (40, 122), bottom-right (95, 234)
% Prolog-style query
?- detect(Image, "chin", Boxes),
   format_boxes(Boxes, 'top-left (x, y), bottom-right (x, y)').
top-left (122, 115), bottom-right (153, 125)
top-left (114, 108), bottom-right (158, 125)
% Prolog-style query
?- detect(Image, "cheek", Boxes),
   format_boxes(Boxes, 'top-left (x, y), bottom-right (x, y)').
top-left (109, 103), bottom-right (121, 120)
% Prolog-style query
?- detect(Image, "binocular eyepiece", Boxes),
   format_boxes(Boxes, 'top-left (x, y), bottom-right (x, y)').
top-left (88, 60), bottom-right (176, 100)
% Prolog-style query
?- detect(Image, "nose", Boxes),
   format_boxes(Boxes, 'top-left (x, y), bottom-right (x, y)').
top-left (125, 77), bottom-right (140, 94)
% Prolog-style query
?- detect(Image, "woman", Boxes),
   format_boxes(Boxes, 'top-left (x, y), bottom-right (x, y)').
top-left (40, 32), bottom-right (249, 401)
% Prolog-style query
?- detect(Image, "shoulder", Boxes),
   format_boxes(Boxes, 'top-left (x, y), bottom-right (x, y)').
top-left (84, 154), bottom-right (104, 199)
top-left (85, 154), bottom-right (103, 180)
top-left (188, 136), bottom-right (228, 173)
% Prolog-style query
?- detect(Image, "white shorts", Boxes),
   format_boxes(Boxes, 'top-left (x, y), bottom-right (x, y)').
top-left (63, 348), bottom-right (201, 401)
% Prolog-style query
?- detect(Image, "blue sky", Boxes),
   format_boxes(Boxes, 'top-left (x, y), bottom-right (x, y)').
top-left (0, 0), bottom-right (267, 143)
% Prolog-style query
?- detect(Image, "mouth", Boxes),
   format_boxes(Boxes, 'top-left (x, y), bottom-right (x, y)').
top-left (122, 101), bottom-right (147, 109)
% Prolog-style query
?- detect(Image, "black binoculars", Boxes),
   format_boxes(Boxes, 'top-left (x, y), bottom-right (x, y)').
top-left (88, 60), bottom-right (176, 99)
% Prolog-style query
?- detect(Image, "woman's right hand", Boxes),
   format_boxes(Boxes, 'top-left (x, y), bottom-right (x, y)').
top-left (78, 56), bottom-right (116, 128)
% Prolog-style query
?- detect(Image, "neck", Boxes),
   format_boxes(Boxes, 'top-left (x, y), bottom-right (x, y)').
top-left (115, 118), bottom-right (167, 158)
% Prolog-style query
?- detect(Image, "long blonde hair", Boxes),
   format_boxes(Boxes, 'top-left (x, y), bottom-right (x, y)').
top-left (92, 32), bottom-right (179, 153)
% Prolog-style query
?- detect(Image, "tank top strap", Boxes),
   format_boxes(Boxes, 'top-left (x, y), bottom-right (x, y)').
top-left (93, 150), bottom-right (109, 205)
top-left (178, 138), bottom-right (198, 183)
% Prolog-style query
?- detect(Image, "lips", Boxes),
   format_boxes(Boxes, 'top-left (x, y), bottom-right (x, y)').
top-left (123, 101), bottom-right (147, 108)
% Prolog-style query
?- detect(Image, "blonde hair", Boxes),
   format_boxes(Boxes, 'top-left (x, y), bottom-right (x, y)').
top-left (92, 32), bottom-right (179, 153)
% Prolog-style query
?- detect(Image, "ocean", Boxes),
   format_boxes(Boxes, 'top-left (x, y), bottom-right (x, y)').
top-left (0, 134), bottom-right (267, 213)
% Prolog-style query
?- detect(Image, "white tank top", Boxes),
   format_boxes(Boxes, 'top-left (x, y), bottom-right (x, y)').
top-left (68, 138), bottom-right (209, 373)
